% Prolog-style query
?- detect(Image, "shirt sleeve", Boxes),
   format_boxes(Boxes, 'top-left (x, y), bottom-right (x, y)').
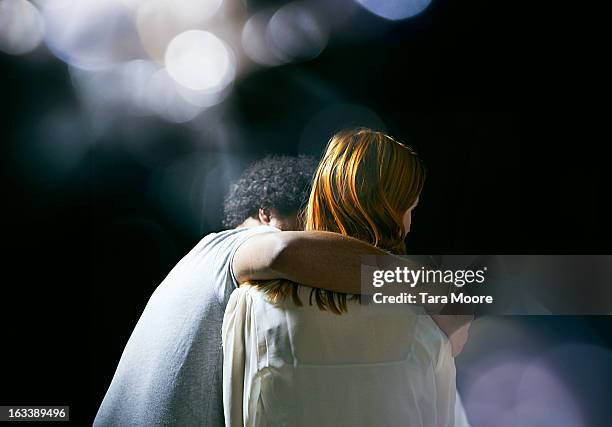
top-left (214, 226), bottom-right (279, 308)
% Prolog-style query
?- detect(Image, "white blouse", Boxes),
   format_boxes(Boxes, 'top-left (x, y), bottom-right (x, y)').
top-left (222, 285), bottom-right (457, 427)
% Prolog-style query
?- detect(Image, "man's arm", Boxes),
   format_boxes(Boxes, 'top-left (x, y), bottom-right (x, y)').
top-left (233, 230), bottom-right (473, 355)
top-left (232, 230), bottom-right (386, 294)
top-left (233, 230), bottom-right (444, 297)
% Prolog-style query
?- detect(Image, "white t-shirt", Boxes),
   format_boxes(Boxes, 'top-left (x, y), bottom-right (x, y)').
top-left (223, 285), bottom-right (457, 427)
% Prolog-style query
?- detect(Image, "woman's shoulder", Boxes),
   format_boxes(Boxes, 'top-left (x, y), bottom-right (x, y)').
top-left (226, 284), bottom-right (258, 313)
top-left (227, 284), bottom-right (271, 308)
top-left (236, 283), bottom-right (266, 297)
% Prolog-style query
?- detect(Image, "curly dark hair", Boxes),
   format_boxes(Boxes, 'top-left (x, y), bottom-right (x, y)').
top-left (223, 155), bottom-right (318, 228)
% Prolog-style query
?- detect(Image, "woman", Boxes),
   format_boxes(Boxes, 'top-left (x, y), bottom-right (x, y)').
top-left (223, 128), bottom-right (458, 427)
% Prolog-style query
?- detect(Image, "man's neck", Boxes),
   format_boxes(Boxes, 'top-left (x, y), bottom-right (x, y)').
top-left (236, 217), bottom-right (264, 229)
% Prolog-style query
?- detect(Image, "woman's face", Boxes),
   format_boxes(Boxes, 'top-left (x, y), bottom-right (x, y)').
top-left (402, 198), bottom-right (419, 237)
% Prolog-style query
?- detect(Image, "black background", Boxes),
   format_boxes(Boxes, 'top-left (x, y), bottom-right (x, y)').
top-left (1, 0), bottom-right (610, 425)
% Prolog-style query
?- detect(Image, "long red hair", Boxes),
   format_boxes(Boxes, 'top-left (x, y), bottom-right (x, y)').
top-left (255, 128), bottom-right (426, 313)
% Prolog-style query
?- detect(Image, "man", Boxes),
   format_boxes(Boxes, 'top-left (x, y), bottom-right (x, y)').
top-left (95, 155), bottom-right (312, 426)
top-left (95, 155), bottom-right (469, 426)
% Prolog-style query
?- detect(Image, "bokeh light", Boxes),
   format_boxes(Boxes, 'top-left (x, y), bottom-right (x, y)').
top-left (120, 60), bottom-right (161, 116)
top-left (266, 2), bottom-right (329, 63)
top-left (165, 30), bottom-right (235, 93)
top-left (134, 0), bottom-right (224, 63)
top-left (515, 364), bottom-right (583, 427)
top-left (70, 56), bottom-right (228, 124)
top-left (42, 0), bottom-right (141, 71)
top-left (171, 0), bottom-right (223, 25)
top-left (464, 358), bottom-right (584, 427)
top-left (132, 0), bottom-right (222, 62)
top-left (532, 343), bottom-right (612, 424)
top-left (456, 318), bottom-right (612, 427)
top-left (174, 82), bottom-right (228, 110)
top-left (145, 68), bottom-right (204, 123)
top-left (130, 0), bottom-right (222, 23)
top-left (355, 0), bottom-right (432, 21)
top-left (241, 9), bottom-right (284, 67)
top-left (135, 0), bottom-right (183, 62)
top-left (70, 60), bottom-right (158, 117)
top-left (0, 0), bottom-right (44, 55)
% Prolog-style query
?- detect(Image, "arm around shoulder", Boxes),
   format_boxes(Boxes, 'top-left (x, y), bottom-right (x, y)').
top-left (232, 230), bottom-right (388, 294)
